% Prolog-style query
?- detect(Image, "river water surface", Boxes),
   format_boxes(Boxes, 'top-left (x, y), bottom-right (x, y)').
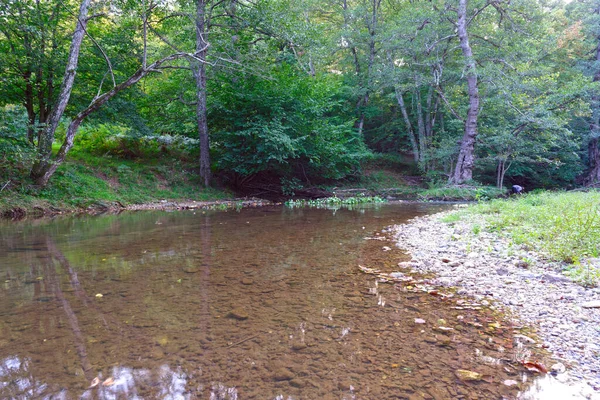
top-left (0, 204), bottom-right (548, 399)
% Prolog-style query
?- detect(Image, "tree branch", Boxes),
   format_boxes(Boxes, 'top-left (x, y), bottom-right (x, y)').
top-left (435, 86), bottom-right (465, 122)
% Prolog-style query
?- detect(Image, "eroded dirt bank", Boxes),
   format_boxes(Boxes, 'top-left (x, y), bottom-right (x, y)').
top-left (391, 207), bottom-right (600, 397)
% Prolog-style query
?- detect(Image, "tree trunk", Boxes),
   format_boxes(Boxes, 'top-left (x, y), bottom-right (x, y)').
top-left (449, 0), bottom-right (480, 185)
top-left (193, 0), bottom-right (211, 187)
top-left (416, 87), bottom-right (426, 166)
top-left (581, 21), bottom-right (600, 186)
top-left (30, 0), bottom-right (91, 183)
top-left (394, 88), bottom-right (419, 163)
top-left (584, 137), bottom-right (600, 185)
top-left (31, 53), bottom-right (188, 186)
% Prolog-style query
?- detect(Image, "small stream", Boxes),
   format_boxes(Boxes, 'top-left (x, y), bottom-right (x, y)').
top-left (0, 203), bottom-right (549, 399)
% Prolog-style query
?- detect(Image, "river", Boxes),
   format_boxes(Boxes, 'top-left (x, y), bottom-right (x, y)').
top-left (0, 203), bottom-right (548, 399)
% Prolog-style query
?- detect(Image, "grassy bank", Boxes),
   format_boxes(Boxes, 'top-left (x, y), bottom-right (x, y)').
top-left (1, 147), bottom-right (506, 218)
top-left (0, 152), bottom-right (230, 217)
top-left (448, 191), bottom-right (600, 286)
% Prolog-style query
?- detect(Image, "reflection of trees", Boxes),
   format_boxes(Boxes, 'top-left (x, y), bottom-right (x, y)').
top-left (44, 237), bottom-right (95, 381)
top-left (0, 234), bottom-right (207, 398)
top-left (0, 356), bottom-right (53, 398)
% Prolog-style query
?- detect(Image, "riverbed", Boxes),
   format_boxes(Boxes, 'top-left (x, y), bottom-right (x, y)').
top-left (0, 203), bottom-right (553, 399)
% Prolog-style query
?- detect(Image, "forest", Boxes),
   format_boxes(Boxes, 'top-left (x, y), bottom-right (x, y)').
top-left (1, 0), bottom-right (599, 202)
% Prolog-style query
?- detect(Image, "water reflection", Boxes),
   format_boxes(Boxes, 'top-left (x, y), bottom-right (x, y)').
top-left (0, 204), bottom-right (581, 399)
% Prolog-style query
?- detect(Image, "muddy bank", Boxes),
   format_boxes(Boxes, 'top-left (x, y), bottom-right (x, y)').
top-left (391, 207), bottom-right (600, 397)
top-left (1, 198), bottom-right (274, 220)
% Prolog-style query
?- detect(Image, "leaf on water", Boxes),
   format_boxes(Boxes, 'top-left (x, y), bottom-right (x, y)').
top-left (89, 377), bottom-right (100, 388)
top-left (522, 361), bottom-right (548, 374)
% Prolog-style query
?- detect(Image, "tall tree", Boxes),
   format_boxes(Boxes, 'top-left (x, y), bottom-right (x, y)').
top-left (581, 1), bottom-right (600, 185)
top-left (192, 0), bottom-right (211, 186)
top-left (449, 0), bottom-right (480, 184)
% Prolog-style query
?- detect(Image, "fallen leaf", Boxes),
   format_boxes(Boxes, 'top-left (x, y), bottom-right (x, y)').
top-left (95, 293), bottom-right (103, 298)
top-left (102, 377), bottom-right (115, 386)
top-left (89, 377), bottom-right (100, 388)
top-left (522, 361), bottom-right (548, 374)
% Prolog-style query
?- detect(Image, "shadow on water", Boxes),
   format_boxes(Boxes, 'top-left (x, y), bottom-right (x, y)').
top-left (0, 204), bottom-right (588, 399)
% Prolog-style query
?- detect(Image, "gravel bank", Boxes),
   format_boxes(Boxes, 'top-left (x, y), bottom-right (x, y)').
top-left (392, 207), bottom-right (600, 398)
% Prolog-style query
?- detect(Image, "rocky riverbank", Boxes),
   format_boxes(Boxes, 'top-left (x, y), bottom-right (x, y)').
top-left (391, 207), bottom-right (600, 397)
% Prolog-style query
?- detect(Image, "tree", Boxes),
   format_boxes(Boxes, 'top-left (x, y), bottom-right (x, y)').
top-left (449, 0), bottom-right (480, 184)
top-left (0, 0), bottom-right (70, 145)
top-left (578, 0), bottom-right (600, 185)
top-left (24, 0), bottom-right (194, 186)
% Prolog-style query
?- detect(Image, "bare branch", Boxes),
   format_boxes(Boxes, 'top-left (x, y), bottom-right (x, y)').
top-left (435, 86), bottom-right (465, 122)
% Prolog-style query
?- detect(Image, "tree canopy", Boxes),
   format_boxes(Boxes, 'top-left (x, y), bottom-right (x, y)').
top-left (0, 0), bottom-right (598, 191)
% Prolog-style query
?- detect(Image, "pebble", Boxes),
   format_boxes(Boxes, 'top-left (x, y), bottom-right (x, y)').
top-left (582, 300), bottom-right (600, 308)
top-left (393, 210), bottom-right (600, 393)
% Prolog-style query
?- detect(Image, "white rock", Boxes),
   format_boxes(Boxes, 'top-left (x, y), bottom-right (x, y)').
top-left (581, 300), bottom-right (600, 308)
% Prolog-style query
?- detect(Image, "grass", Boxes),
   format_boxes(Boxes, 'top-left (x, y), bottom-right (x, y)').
top-left (461, 191), bottom-right (600, 286)
top-left (418, 185), bottom-right (505, 201)
top-left (0, 149), bottom-right (231, 216)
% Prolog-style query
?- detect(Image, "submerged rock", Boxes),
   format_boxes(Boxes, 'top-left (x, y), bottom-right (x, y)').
top-left (226, 308), bottom-right (249, 320)
top-left (455, 369), bottom-right (482, 382)
top-left (272, 368), bottom-right (294, 381)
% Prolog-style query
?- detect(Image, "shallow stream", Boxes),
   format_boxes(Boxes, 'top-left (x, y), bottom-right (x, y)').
top-left (0, 204), bottom-right (548, 399)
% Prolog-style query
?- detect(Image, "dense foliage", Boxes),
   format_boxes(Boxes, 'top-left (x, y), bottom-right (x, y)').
top-left (1, 0), bottom-right (599, 194)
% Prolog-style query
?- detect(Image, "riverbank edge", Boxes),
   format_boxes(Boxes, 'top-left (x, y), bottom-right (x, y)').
top-left (1, 198), bottom-right (276, 220)
top-left (1, 184), bottom-right (503, 220)
top-left (391, 206), bottom-right (600, 395)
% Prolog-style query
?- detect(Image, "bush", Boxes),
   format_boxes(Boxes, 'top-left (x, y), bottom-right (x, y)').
top-left (74, 123), bottom-right (199, 159)
top-left (210, 64), bottom-right (368, 183)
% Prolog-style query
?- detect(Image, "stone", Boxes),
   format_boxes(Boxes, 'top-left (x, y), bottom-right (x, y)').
top-left (226, 308), bottom-right (249, 320)
top-left (241, 278), bottom-right (254, 285)
top-left (515, 260), bottom-right (529, 269)
top-left (581, 300), bottom-right (600, 308)
top-left (272, 368), bottom-right (294, 381)
top-left (455, 369), bottom-right (482, 382)
top-left (289, 379), bottom-right (305, 388)
top-left (291, 343), bottom-right (307, 351)
top-left (551, 362), bottom-right (566, 374)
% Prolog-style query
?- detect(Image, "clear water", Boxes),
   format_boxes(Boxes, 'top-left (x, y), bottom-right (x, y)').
top-left (0, 204), bottom-right (549, 399)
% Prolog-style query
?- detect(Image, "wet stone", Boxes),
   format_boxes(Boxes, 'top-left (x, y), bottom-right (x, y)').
top-left (272, 368), bottom-right (294, 381)
top-left (455, 369), bottom-right (482, 382)
top-left (226, 308), bottom-right (249, 320)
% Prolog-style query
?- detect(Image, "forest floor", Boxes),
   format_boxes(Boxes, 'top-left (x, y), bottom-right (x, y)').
top-left (391, 200), bottom-right (600, 397)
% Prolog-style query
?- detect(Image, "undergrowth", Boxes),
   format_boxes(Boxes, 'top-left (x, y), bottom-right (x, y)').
top-left (0, 149), bottom-right (230, 215)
